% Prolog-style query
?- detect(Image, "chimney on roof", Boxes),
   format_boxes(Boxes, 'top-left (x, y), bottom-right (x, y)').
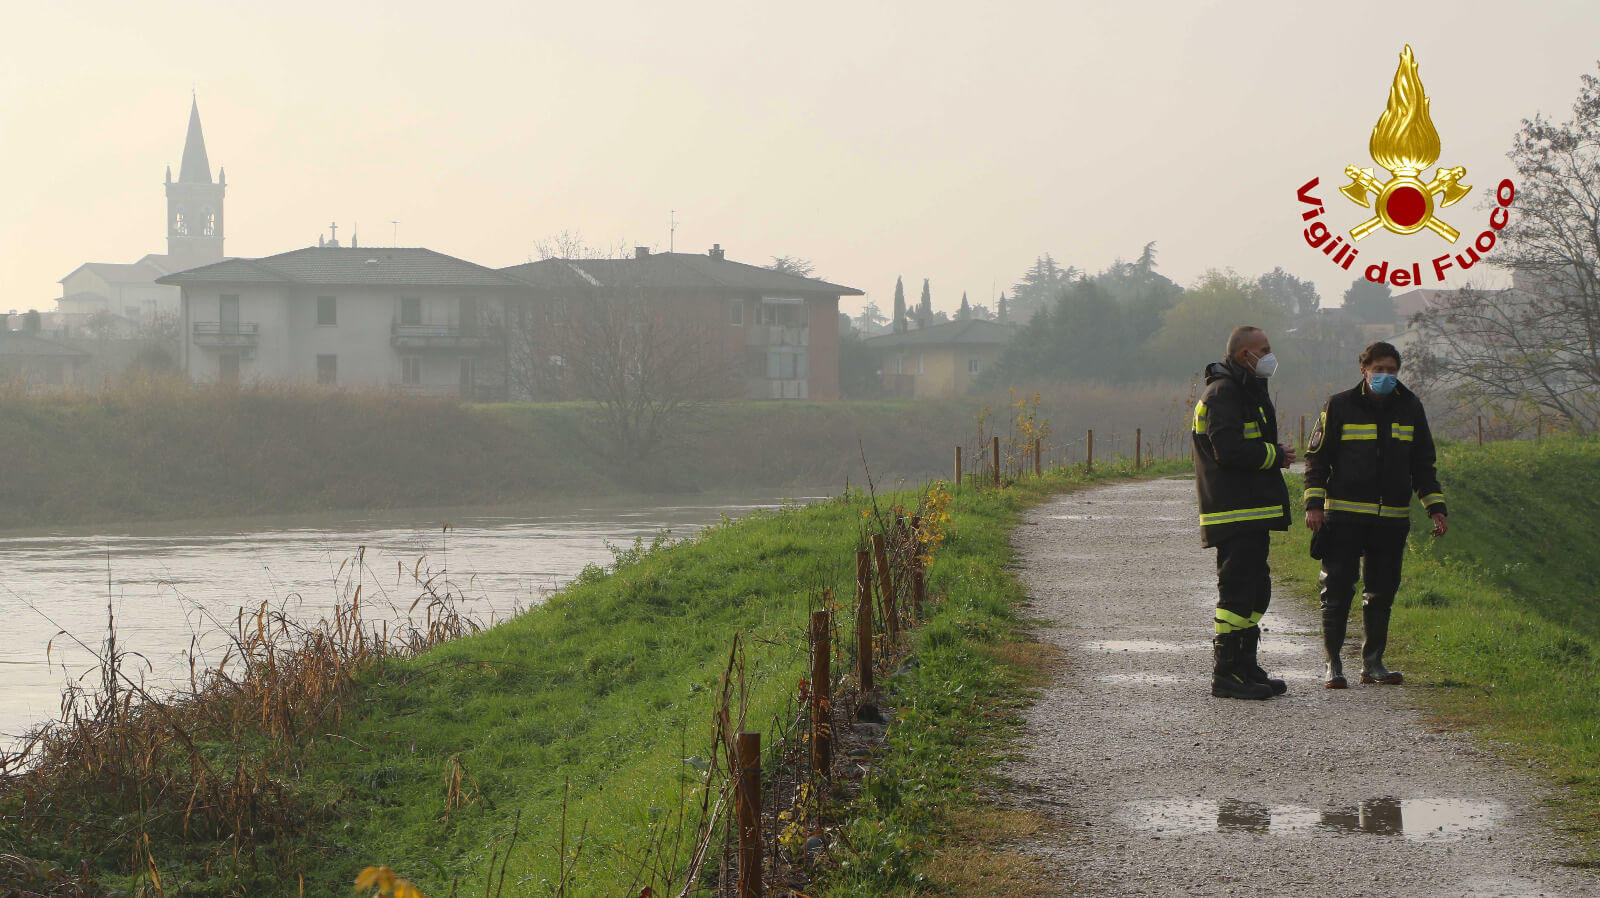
top-left (709, 244), bottom-right (724, 260)
top-left (635, 246), bottom-right (651, 259)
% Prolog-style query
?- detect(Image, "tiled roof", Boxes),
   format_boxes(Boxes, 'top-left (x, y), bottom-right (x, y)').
top-left (501, 252), bottom-right (864, 297)
top-left (862, 319), bottom-right (1018, 348)
top-left (63, 260), bottom-right (169, 284)
top-left (157, 247), bottom-right (525, 288)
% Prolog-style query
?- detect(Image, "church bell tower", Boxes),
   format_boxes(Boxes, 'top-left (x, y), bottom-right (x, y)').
top-left (165, 96), bottom-right (225, 265)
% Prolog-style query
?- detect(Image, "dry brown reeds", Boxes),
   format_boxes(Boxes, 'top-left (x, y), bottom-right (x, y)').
top-left (0, 549), bottom-right (480, 895)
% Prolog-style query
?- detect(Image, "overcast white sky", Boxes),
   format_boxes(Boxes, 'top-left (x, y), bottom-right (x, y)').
top-left (3, 0), bottom-right (1596, 315)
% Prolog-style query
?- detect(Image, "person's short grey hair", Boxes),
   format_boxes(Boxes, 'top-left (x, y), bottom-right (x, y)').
top-left (1225, 325), bottom-right (1263, 359)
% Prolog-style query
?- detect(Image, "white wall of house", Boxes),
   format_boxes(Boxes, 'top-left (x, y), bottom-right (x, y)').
top-left (182, 286), bottom-right (512, 394)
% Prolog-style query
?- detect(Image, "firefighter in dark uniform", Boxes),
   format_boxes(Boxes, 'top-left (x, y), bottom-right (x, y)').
top-left (1192, 326), bottom-right (1294, 700)
top-left (1304, 341), bottom-right (1447, 688)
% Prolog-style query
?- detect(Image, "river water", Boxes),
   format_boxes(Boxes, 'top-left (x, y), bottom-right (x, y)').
top-left (0, 490), bottom-right (829, 743)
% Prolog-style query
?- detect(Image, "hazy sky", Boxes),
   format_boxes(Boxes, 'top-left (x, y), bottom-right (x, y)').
top-left (4, 0), bottom-right (1598, 316)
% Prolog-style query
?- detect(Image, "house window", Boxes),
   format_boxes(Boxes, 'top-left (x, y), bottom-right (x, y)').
top-left (317, 354), bottom-right (337, 385)
top-left (400, 296), bottom-right (421, 326)
top-left (460, 297), bottom-right (480, 335)
top-left (219, 353), bottom-right (241, 384)
top-left (917, 354), bottom-right (925, 375)
top-left (730, 302), bottom-right (743, 326)
top-left (968, 358), bottom-right (981, 374)
top-left (402, 356), bottom-right (422, 385)
top-left (317, 296), bottom-right (337, 326)
top-left (892, 356), bottom-right (903, 375)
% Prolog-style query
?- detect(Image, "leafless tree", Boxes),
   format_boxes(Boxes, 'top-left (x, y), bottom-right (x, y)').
top-left (1411, 64), bottom-right (1600, 433)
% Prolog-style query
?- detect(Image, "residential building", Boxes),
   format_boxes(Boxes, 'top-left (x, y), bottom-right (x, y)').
top-left (57, 97), bottom-right (228, 323)
top-left (157, 245), bottom-right (528, 397)
top-left (0, 329), bottom-right (90, 389)
top-left (501, 245), bottom-right (863, 400)
top-left (863, 319), bottom-right (1016, 399)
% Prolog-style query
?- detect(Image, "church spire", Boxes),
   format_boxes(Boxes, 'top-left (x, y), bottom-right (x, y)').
top-left (178, 96), bottom-right (212, 184)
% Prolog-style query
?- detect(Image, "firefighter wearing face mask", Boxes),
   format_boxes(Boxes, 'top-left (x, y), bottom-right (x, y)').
top-left (1192, 326), bottom-right (1294, 701)
top-left (1304, 341), bottom-right (1448, 688)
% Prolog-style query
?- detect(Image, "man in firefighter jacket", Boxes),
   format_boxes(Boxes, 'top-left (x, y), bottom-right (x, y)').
top-left (1304, 341), bottom-right (1447, 688)
top-left (1192, 326), bottom-right (1293, 701)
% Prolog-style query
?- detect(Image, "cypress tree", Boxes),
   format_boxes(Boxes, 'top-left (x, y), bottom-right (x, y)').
top-left (892, 277), bottom-right (908, 333)
top-left (918, 279), bottom-right (933, 328)
top-left (957, 292), bottom-right (971, 320)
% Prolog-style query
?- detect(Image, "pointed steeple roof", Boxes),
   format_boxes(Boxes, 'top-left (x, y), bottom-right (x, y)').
top-left (178, 96), bottom-right (212, 184)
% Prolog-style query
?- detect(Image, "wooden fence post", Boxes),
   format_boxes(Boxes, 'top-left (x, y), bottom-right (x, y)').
top-left (737, 731), bottom-right (762, 898)
top-left (908, 515), bottom-right (924, 621)
top-left (1087, 429), bottom-right (1094, 471)
top-left (954, 446), bottom-right (962, 486)
top-left (810, 608), bottom-right (831, 777)
top-left (1034, 438), bottom-right (1042, 477)
top-left (1135, 428), bottom-right (1142, 469)
top-left (855, 550), bottom-right (873, 697)
top-left (992, 435), bottom-right (1001, 487)
top-left (871, 533), bottom-right (897, 645)
top-left (1477, 415), bottom-right (1484, 446)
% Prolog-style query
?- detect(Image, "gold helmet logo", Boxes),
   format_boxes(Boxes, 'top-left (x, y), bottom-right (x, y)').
top-left (1339, 46), bottom-right (1472, 242)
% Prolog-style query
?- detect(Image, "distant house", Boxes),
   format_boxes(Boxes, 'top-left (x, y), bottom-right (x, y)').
top-left (502, 245), bottom-right (864, 400)
top-left (862, 319), bottom-right (1016, 399)
top-left (157, 246), bottom-right (528, 398)
top-left (0, 329), bottom-right (90, 389)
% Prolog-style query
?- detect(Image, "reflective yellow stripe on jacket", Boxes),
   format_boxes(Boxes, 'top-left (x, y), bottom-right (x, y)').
top-left (1392, 424), bottom-right (1415, 442)
top-left (1243, 422), bottom-right (1262, 439)
top-left (1326, 498), bottom-right (1410, 519)
top-left (1341, 423), bottom-right (1378, 441)
top-left (1305, 487), bottom-right (1327, 501)
top-left (1421, 492), bottom-right (1444, 507)
top-left (1193, 400), bottom-right (1207, 434)
top-left (1200, 504), bottom-right (1284, 526)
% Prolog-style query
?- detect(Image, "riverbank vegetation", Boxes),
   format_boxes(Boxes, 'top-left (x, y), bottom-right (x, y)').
top-left (0, 428), bottom-right (1188, 895)
top-left (0, 379), bottom-right (1193, 530)
top-left (1276, 438), bottom-right (1600, 860)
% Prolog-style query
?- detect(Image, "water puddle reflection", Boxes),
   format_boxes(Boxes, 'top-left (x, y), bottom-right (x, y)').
top-left (1131, 797), bottom-right (1501, 842)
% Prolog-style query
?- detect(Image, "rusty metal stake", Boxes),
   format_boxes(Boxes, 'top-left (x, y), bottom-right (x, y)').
top-left (1033, 438), bottom-right (1041, 476)
top-left (736, 731), bottom-right (762, 898)
top-left (1087, 429), bottom-right (1094, 471)
top-left (810, 608), bottom-right (831, 777)
top-left (855, 549), bottom-right (873, 697)
top-left (1136, 428), bottom-right (1142, 469)
top-left (954, 445), bottom-right (962, 486)
top-left (992, 435), bottom-right (1001, 487)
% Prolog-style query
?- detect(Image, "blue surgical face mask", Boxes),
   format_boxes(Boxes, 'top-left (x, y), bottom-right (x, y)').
top-left (1369, 372), bottom-right (1398, 395)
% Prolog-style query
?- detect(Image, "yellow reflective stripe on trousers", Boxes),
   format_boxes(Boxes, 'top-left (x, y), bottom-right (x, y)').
top-left (1304, 487), bottom-right (1328, 500)
top-left (1342, 424), bottom-right (1378, 440)
top-left (1392, 424), bottom-right (1415, 441)
top-left (1193, 400), bottom-right (1208, 434)
top-left (1258, 442), bottom-right (1277, 469)
top-left (1215, 608), bottom-right (1253, 634)
top-left (1200, 504), bottom-right (1284, 526)
top-left (1421, 492), bottom-right (1444, 506)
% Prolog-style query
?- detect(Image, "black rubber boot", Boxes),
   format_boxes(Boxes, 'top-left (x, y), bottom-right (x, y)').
top-left (1360, 598), bottom-right (1403, 685)
top-left (1238, 626), bottom-right (1287, 695)
top-left (1321, 605), bottom-right (1348, 689)
top-left (1211, 633), bottom-right (1273, 700)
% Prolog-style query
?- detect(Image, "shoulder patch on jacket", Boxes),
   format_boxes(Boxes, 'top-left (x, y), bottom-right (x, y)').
top-left (1308, 410), bottom-right (1328, 453)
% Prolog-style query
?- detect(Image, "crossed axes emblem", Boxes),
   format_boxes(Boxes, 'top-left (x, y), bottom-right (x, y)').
top-left (1339, 165), bottom-right (1471, 242)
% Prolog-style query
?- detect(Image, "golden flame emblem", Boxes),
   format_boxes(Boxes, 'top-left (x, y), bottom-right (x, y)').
top-left (1340, 46), bottom-right (1472, 242)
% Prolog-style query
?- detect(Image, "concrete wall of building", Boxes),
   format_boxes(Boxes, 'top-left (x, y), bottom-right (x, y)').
top-left (806, 296), bottom-right (840, 401)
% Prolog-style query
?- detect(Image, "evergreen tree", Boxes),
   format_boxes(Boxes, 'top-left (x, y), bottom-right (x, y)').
top-left (956, 292), bottom-right (972, 320)
top-left (1342, 278), bottom-right (1396, 324)
top-left (997, 292), bottom-right (1009, 323)
top-left (1009, 254), bottom-right (1077, 321)
top-left (892, 277), bottom-right (908, 333)
top-left (1258, 266), bottom-right (1321, 317)
top-left (918, 279), bottom-right (933, 328)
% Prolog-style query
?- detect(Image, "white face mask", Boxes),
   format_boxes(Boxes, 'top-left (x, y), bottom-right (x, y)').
top-left (1250, 351), bottom-right (1279, 378)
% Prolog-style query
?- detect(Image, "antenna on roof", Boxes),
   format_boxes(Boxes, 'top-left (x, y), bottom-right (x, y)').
top-left (391, 220), bottom-right (400, 247)
top-left (670, 209), bottom-right (677, 252)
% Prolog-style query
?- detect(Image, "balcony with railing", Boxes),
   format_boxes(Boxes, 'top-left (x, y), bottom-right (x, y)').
top-left (192, 321), bottom-right (259, 347)
top-left (744, 324), bottom-right (809, 347)
top-left (390, 321), bottom-right (492, 350)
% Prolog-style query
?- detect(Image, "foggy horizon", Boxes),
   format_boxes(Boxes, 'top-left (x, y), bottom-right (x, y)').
top-left (5, 0), bottom-right (1599, 317)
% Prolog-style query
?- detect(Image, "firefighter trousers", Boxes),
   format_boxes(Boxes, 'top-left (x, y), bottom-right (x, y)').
top-left (1316, 522), bottom-right (1408, 618)
top-left (1214, 530), bottom-right (1271, 634)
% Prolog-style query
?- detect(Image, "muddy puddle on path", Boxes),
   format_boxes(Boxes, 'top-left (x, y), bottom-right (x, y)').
top-left (1128, 797), bottom-right (1502, 843)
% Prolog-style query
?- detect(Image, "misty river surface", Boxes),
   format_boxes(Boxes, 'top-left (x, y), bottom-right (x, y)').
top-left (0, 490), bottom-right (829, 743)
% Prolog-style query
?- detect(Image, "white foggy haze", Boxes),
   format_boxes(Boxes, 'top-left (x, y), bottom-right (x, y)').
top-left (2, 0), bottom-right (1596, 312)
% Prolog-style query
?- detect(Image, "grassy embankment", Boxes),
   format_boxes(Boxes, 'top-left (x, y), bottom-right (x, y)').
top-left (1, 435), bottom-right (1188, 896)
top-left (0, 380), bottom-right (1197, 530)
top-left (1276, 438), bottom-right (1600, 859)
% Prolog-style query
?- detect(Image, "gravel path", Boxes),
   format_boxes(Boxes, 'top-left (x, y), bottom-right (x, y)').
top-left (1003, 476), bottom-right (1599, 898)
